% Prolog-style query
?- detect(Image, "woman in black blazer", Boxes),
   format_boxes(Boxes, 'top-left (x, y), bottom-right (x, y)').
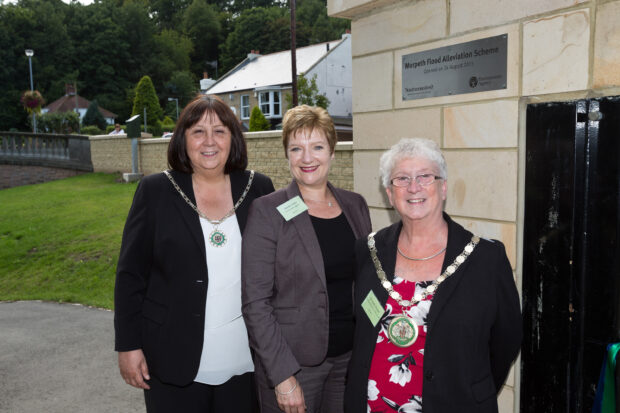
top-left (114, 95), bottom-right (274, 412)
top-left (345, 138), bottom-right (522, 413)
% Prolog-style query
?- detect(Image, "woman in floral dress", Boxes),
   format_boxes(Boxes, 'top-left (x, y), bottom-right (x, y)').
top-left (345, 138), bottom-right (522, 413)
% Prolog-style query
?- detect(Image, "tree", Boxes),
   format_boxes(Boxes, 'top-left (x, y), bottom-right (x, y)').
top-left (132, 75), bottom-right (163, 126)
top-left (220, 7), bottom-right (289, 73)
top-left (249, 106), bottom-right (270, 131)
top-left (183, 0), bottom-right (222, 77)
top-left (165, 70), bottom-right (198, 107)
top-left (82, 100), bottom-right (107, 130)
top-left (285, 73), bottom-right (330, 109)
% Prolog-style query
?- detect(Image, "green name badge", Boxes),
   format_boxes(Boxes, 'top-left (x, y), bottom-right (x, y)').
top-left (361, 290), bottom-right (384, 327)
top-left (276, 196), bottom-right (308, 221)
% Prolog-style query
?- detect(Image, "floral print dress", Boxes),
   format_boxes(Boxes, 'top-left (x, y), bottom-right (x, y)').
top-left (367, 277), bottom-right (434, 413)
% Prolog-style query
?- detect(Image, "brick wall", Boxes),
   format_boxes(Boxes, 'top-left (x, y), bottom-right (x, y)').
top-left (89, 131), bottom-right (354, 191)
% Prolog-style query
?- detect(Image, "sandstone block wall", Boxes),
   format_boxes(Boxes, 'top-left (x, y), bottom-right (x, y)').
top-left (90, 131), bottom-right (354, 191)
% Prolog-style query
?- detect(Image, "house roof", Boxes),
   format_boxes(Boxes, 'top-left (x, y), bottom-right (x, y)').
top-left (44, 94), bottom-right (117, 119)
top-left (207, 38), bottom-right (345, 94)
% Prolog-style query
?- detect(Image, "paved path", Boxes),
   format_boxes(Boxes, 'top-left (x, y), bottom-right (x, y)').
top-left (0, 301), bottom-right (143, 413)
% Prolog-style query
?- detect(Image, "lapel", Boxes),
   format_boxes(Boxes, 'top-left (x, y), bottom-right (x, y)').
top-left (230, 169), bottom-right (250, 233)
top-left (285, 180), bottom-right (327, 290)
top-left (426, 213), bottom-right (474, 333)
top-left (168, 170), bottom-right (206, 261)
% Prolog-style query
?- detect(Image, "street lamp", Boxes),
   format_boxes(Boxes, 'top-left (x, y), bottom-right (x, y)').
top-left (168, 97), bottom-right (179, 120)
top-left (25, 49), bottom-right (36, 133)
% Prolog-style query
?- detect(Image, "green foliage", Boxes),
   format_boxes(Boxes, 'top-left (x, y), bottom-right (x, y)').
top-left (249, 106), bottom-right (271, 131)
top-left (162, 116), bottom-right (175, 125)
top-left (80, 125), bottom-right (104, 135)
top-left (132, 76), bottom-right (163, 126)
top-left (0, 173), bottom-right (138, 309)
top-left (285, 73), bottom-right (330, 110)
top-left (37, 111), bottom-right (80, 134)
top-left (82, 100), bottom-right (107, 130)
top-left (220, 7), bottom-right (289, 73)
top-left (165, 70), bottom-right (198, 107)
top-left (183, 0), bottom-right (221, 76)
top-left (0, 0), bottom-right (349, 131)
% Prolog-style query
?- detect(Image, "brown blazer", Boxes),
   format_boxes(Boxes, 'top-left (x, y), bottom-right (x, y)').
top-left (241, 180), bottom-right (372, 387)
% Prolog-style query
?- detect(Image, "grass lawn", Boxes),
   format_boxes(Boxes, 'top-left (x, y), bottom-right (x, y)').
top-left (0, 173), bottom-right (138, 309)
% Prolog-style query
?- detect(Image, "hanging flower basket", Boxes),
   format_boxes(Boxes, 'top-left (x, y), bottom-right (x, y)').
top-left (21, 90), bottom-right (45, 114)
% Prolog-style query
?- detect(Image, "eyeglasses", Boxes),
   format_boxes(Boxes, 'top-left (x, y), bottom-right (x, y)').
top-left (390, 174), bottom-right (443, 187)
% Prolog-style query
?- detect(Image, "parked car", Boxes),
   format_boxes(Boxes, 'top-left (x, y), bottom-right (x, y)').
top-left (162, 132), bottom-right (173, 139)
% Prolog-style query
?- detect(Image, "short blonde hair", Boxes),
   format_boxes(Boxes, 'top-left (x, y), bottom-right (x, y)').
top-left (281, 105), bottom-right (337, 157)
top-left (379, 138), bottom-right (447, 187)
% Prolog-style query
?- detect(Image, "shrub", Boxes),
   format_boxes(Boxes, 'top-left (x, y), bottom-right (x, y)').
top-left (249, 106), bottom-right (270, 131)
top-left (82, 100), bottom-right (108, 130)
top-left (37, 111), bottom-right (80, 134)
top-left (132, 76), bottom-right (163, 126)
top-left (284, 73), bottom-right (330, 110)
top-left (80, 125), bottom-right (104, 135)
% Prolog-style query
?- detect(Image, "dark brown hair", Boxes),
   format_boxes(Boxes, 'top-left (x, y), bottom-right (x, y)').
top-left (281, 105), bottom-right (337, 158)
top-left (167, 94), bottom-right (248, 173)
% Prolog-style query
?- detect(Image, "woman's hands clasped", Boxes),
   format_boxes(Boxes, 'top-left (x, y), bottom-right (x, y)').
top-left (118, 349), bottom-right (151, 389)
top-left (275, 376), bottom-right (305, 413)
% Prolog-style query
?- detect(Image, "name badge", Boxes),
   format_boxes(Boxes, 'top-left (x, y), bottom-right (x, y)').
top-left (361, 290), bottom-right (384, 327)
top-left (276, 196), bottom-right (308, 221)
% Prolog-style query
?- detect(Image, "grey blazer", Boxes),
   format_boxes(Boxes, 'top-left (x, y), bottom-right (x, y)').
top-left (241, 180), bottom-right (372, 387)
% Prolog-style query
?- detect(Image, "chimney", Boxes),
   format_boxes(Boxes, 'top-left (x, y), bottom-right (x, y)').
top-left (247, 50), bottom-right (260, 61)
top-left (65, 83), bottom-right (76, 96)
top-left (203, 71), bottom-right (209, 79)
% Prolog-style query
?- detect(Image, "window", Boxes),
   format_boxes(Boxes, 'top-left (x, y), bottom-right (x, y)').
top-left (241, 95), bottom-right (250, 119)
top-left (258, 90), bottom-right (282, 118)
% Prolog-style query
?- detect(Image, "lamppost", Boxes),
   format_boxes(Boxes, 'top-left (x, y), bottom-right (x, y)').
top-left (168, 97), bottom-right (179, 120)
top-left (25, 49), bottom-right (36, 132)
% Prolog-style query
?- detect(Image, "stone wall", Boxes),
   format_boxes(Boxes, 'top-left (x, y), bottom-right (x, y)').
top-left (89, 130), bottom-right (354, 191)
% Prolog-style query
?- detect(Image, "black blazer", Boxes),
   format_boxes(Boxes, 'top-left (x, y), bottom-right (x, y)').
top-left (345, 214), bottom-right (522, 413)
top-left (114, 169), bottom-right (274, 386)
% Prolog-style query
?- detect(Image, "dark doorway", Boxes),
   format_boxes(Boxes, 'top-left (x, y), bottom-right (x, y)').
top-left (521, 97), bottom-right (620, 412)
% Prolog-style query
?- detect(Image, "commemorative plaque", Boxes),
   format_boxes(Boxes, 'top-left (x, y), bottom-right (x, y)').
top-left (402, 34), bottom-right (507, 101)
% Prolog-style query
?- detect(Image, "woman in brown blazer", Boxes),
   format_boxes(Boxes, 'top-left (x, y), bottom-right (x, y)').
top-left (242, 105), bottom-right (372, 413)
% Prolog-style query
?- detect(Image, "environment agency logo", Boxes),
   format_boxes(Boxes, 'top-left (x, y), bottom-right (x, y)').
top-left (469, 76), bottom-right (478, 88)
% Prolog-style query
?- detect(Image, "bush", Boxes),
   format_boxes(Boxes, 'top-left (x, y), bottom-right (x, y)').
top-left (37, 111), bottom-right (80, 134)
top-left (249, 106), bottom-right (270, 131)
top-left (80, 125), bottom-right (104, 135)
top-left (82, 100), bottom-right (108, 130)
top-left (132, 76), bottom-right (163, 126)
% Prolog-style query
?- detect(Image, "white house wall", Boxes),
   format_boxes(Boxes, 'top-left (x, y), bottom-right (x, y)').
top-left (307, 34), bottom-right (352, 119)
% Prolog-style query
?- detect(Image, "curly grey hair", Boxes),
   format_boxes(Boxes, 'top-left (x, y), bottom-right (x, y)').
top-left (379, 138), bottom-right (447, 188)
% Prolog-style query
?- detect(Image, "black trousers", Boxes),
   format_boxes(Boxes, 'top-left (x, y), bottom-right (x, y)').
top-left (144, 372), bottom-right (258, 413)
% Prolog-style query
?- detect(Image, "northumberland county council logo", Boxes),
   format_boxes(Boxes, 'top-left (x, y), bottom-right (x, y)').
top-left (469, 76), bottom-right (478, 88)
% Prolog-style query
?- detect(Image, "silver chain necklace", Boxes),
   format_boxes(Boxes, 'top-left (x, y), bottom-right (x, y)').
top-left (397, 244), bottom-right (447, 261)
top-left (163, 170), bottom-right (254, 247)
top-left (367, 232), bottom-right (479, 347)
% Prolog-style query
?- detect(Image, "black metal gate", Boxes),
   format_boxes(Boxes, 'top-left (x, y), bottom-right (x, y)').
top-left (521, 97), bottom-right (620, 412)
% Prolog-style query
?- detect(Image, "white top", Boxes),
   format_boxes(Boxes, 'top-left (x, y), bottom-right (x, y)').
top-left (194, 214), bottom-right (254, 385)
